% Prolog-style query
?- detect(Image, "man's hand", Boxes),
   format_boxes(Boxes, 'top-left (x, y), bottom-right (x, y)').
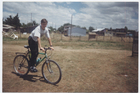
top-left (50, 47), bottom-right (54, 50)
top-left (40, 47), bottom-right (45, 52)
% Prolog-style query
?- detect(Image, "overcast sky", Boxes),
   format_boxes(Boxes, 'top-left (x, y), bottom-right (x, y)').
top-left (3, 1), bottom-right (139, 30)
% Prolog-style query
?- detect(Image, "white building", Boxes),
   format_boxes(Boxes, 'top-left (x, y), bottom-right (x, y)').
top-left (68, 27), bottom-right (86, 36)
top-left (64, 25), bottom-right (86, 36)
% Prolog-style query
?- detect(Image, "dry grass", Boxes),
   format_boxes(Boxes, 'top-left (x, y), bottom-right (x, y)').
top-left (2, 33), bottom-right (138, 92)
top-left (14, 32), bottom-right (133, 43)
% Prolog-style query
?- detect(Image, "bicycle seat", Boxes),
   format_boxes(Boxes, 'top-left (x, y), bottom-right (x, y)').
top-left (24, 45), bottom-right (30, 49)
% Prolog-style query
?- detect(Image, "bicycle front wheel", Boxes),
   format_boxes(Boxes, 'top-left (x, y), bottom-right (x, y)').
top-left (42, 60), bottom-right (62, 85)
top-left (13, 55), bottom-right (29, 76)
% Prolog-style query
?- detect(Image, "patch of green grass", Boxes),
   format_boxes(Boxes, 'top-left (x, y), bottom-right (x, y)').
top-left (3, 37), bottom-right (28, 45)
top-left (3, 36), bottom-right (28, 41)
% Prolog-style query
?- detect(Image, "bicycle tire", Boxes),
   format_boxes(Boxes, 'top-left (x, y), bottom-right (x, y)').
top-left (42, 60), bottom-right (62, 85)
top-left (13, 55), bottom-right (29, 76)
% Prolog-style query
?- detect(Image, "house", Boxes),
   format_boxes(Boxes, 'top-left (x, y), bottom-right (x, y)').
top-left (64, 25), bottom-right (75, 36)
top-left (126, 32), bottom-right (133, 37)
top-left (92, 28), bottom-right (106, 36)
top-left (3, 24), bottom-right (15, 32)
top-left (64, 25), bottom-right (86, 36)
top-left (104, 31), bottom-right (114, 36)
top-left (104, 29), bottom-right (114, 36)
top-left (113, 28), bottom-right (126, 37)
top-left (115, 32), bottom-right (126, 37)
top-left (20, 25), bottom-right (38, 33)
top-left (3, 24), bottom-right (18, 39)
top-left (95, 28), bottom-right (127, 37)
top-left (92, 28), bottom-right (105, 32)
top-left (88, 32), bottom-right (97, 40)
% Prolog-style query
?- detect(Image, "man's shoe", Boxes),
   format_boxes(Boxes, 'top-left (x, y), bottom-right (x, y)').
top-left (30, 66), bottom-right (38, 72)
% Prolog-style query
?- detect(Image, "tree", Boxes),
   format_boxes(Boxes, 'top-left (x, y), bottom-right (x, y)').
top-left (125, 26), bottom-right (128, 33)
top-left (4, 15), bottom-right (13, 25)
top-left (82, 27), bottom-right (87, 30)
top-left (21, 20), bottom-right (39, 28)
top-left (89, 26), bottom-right (94, 32)
top-left (86, 30), bottom-right (90, 34)
top-left (33, 20), bottom-right (39, 26)
top-left (58, 26), bottom-right (64, 33)
top-left (76, 25), bottom-right (81, 28)
top-left (13, 13), bottom-right (21, 29)
top-left (21, 23), bottom-right (27, 28)
top-left (64, 23), bottom-right (71, 26)
top-left (48, 26), bottom-right (53, 32)
top-left (3, 13), bottom-right (21, 30)
top-left (26, 22), bottom-right (33, 27)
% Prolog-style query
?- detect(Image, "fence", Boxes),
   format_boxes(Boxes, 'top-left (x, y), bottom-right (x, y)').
top-left (10, 32), bottom-right (134, 43)
top-left (93, 35), bottom-right (133, 43)
top-left (132, 32), bottom-right (138, 56)
top-left (49, 33), bottom-right (133, 43)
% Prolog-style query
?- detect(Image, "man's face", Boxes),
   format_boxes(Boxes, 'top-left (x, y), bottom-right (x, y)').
top-left (41, 23), bottom-right (47, 30)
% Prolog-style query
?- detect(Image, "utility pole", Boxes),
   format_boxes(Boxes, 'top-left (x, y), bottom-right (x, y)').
top-left (31, 13), bottom-right (32, 22)
top-left (31, 13), bottom-right (33, 26)
top-left (70, 14), bottom-right (73, 40)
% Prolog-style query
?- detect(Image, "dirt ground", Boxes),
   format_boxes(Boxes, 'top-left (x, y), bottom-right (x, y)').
top-left (3, 43), bottom-right (138, 92)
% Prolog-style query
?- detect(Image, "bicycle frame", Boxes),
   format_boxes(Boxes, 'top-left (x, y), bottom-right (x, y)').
top-left (35, 52), bottom-right (48, 66)
top-left (24, 46), bottom-right (51, 67)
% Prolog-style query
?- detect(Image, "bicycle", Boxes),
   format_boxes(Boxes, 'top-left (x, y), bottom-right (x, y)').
top-left (13, 45), bottom-right (62, 85)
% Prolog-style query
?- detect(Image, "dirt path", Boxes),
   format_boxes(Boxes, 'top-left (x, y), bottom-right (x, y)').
top-left (3, 44), bottom-right (138, 92)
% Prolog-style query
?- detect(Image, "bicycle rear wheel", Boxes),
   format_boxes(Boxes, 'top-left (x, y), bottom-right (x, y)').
top-left (42, 60), bottom-right (62, 85)
top-left (13, 55), bottom-right (29, 76)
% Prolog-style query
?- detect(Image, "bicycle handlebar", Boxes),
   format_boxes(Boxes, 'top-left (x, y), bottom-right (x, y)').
top-left (40, 47), bottom-right (52, 53)
top-left (44, 47), bottom-right (52, 51)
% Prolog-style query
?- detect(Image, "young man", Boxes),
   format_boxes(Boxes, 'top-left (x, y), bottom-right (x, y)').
top-left (28, 19), bottom-right (54, 72)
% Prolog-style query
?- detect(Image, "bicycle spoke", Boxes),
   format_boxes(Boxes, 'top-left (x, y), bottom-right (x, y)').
top-left (13, 55), bottom-right (29, 76)
top-left (42, 60), bottom-right (62, 84)
top-left (47, 63), bottom-right (53, 73)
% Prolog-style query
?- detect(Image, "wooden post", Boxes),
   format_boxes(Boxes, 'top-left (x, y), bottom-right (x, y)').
top-left (132, 32), bottom-right (138, 56)
top-left (61, 32), bottom-right (62, 40)
top-left (96, 35), bottom-right (98, 41)
top-left (110, 36), bottom-right (112, 41)
top-left (121, 36), bottom-right (125, 42)
top-left (88, 34), bottom-right (90, 41)
top-left (19, 29), bottom-right (21, 38)
top-left (53, 33), bottom-right (54, 39)
top-left (79, 35), bottom-right (81, 41)
top-left (129, 36), bottom-right (131, 43)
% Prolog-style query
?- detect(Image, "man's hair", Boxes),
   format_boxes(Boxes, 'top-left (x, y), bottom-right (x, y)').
top-left (41, 19), bottom-right (48, 24)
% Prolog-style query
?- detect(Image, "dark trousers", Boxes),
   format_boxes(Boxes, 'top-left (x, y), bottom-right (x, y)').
top-left (28, 36), bottom-right (38, 66)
